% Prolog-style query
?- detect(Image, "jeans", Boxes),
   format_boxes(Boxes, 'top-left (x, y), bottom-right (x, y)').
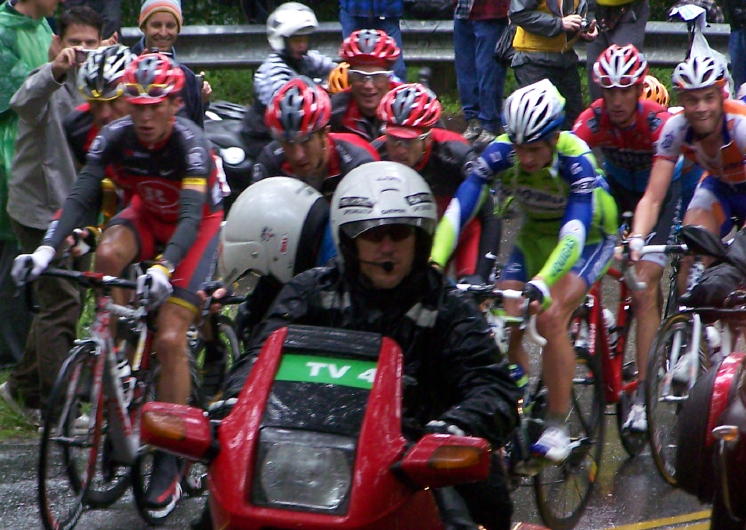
top-left (339, 7), bottom-right (407, 82)
top-left (729, 28), bottom-right (746, 93)
top-left (453, 18), bottom-right (508, 133)
top-left (514, 61), bottom-right (583, 130)
top-left (0, 239), bottom-right (32, 365)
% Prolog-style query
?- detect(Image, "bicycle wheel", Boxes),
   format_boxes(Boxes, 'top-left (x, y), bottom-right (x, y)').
top-left (533, 343), bottom-right (606, 529)
top-left (38, 342), bottom-right (130, 530)
top-left (190, 315), bottom-right (239, 405)
top-left (645, 312), bottom-right (710, 486)
top-left (131, 448), bottom-right (183, 525)
top-left (614, 312), bottom-right (648, 458)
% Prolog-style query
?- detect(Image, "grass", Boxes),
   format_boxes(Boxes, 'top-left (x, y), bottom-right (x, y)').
top-left (0, 370), bottom-right (39, 439)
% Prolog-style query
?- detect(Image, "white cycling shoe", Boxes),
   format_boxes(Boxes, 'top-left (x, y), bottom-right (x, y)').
top-left (531, 425), bottom-right (571, 463)
top-left (622, 403), bottom-right (647, 433)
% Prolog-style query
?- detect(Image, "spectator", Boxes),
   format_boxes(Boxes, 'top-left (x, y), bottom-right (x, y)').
top-left (586, 0), bottom-right (650, 101)
top-left (454, 0), bottom-right (510, 149)
top-left (725, 0), bottom-right (746, 90)
top-left (64, 0), bottom-right (120, 39)
top-left (0, 7), bottom-right (105, 423)
top-left (510, 0), bottom-right (598, 128)
top-left (131, 0), bottom-right (208, 127)
top-left (0, 0), bottom-right (58, 367)
top-left (330, 29), bottom-right (401, 141)
top-left (339, 0), bottom-right (407, 81)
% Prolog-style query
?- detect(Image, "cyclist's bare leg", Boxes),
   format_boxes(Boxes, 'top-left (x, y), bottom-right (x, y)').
top-left (93, 225), bottom-right (139, 335)
top-left (154, 301), bottom-right (196, 405)
top-left (631, 260), bottom-right (665, 384)
top-left (676, 207), bottom-right (720, 293)
top-left (535, 272), bottom-right (587, 418)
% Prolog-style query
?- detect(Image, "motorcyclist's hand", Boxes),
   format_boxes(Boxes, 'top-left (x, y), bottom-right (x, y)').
top-left (425, 420), bottom-right (466, 436)
top-left (137, 264), bottom-right (173, 308)
top-left (67, 226), bottom-right (101, 257)
top-left (197, 281), bottom-right (229, 314)
top-left (523, 278), bottom-right (552, 313)
top-left (11, 246), bottom-right (55, 286)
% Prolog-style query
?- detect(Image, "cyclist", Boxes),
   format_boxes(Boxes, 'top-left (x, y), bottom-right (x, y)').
top-left (240, 2), bottom-right (336, 158)
top-left (630, 55), bottom-right (746, 291)
top-left (431, 79), bottom-right (618, 462)
top-left (11, 52), bottom-right (224, 511)
top-left (219, 176), bottom-right (334, 344)
top-left (373, 82), bottom-right (499, 280)
top-left (251, 76), bottom-right (380, 198)
top-left (226, 161), bottom-right (521, 530)
top-left (330, 29), bottom-right (401, 141)
top-left (572, 44), bottom-right (673, 432)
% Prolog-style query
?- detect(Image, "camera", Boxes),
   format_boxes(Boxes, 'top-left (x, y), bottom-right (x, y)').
top-left (579, 18), bottom-right (591, 33)
top-left (74, 48), bottom-right (90, 65)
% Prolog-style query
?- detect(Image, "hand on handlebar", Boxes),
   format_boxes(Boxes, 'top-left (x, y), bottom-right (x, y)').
top-left (11, 246), bottom-right (55, 286)
top-left (523, 279), bottom-right (552, 313)
top-left (425, 420), bottom-right (466, 436)
top-left (137, 264), bottom-right (173, 308)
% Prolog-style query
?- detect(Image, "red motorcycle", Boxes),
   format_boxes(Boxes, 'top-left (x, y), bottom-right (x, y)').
top-left (140, 324), bottom-right (492, 529)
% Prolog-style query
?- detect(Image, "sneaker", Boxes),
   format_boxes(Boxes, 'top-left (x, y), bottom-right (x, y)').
top-left (531, 425), bottom-right (572, 463)
top-left (672, 352), bottom-right (695, 384)
top-left (0, 381), bottom-right (41, 427)
top-left (472, 128), bottom-right (497, 151)
top-left (145, 451), bottom-right (183, 509)
top-left (463, 118), bottom-right (482, 141)
top-left (73, 413), bottom-right (90, 436)
top-left (622, 403), bottom-right (647, 433)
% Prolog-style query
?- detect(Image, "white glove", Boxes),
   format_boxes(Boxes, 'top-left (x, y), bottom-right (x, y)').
top-left (137, 264), bottom-right (173, 308)
top-left (11, 245), bottom-right (55, 286)
top-left (425, 420), bottom-right (466, 436)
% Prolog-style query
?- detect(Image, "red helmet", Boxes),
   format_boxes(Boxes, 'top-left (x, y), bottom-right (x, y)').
top-left (377, 83), bottom-right (441, 138)
top-left (592, 44), bottom-right (648, 89)
top-left (339, 29), bottom-right (400, 67)
top-left (123, 52), bottom-right (185, 104)
top-left (264, 76), bottom-right (331, 142)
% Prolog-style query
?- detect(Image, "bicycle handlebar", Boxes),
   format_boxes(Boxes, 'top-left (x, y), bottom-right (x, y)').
top-left (41, 267), bottom-right (138, 290)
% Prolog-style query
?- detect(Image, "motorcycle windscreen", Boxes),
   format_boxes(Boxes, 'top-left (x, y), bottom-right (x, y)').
top-left (252, 325), bottom-right (382, 514)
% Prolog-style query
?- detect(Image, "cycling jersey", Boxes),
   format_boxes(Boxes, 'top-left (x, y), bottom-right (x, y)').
top-left (330, 84), bottom-right (399, 142)
top-left (573, 98), bottom-right (671, 193)
top-left (251, 132), bottom-right (380, 197)
top-left (254, 51), bottom-right (336, 108)
top-left (44, 115), bottom-right (223, 269)
top-left (656, 99), bottom-right (746, 185)
top-left (64, 103), bottom-right (97, 167)
top-left (432, 131), bottom-right (618, 287)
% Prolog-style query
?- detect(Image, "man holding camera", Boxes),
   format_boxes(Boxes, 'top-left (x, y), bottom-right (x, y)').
top-left (509, 0), bottom-right (599, 128)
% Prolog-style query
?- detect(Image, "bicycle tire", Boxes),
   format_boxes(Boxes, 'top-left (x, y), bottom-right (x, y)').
top-left (533, 337), bottom-right (606, 530)
top-left (614, 310), bottom-right (648, 458)
top-left (190, 315), bottom-right (239, 405)
top-left (645, 312), bottom-right (710, 486)
top-left (38, 342), bottom-right (129, 530)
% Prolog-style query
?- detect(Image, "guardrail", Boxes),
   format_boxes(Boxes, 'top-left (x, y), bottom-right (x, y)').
top-left (121, 20), bottom-right (730, 70)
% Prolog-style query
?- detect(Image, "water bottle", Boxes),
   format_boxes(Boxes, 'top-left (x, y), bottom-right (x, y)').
top-left (603, 308), bottom-right (618, 350)
top-left (115, 354), bottom-right (135, 408)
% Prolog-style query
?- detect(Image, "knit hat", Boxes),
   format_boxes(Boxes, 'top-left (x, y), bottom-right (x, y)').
top-left (139, 0), bottom-right (183, 32)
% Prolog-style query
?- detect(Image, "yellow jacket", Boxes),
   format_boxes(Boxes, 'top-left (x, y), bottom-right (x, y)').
top-left (513, 0), bottom-right (581, 53)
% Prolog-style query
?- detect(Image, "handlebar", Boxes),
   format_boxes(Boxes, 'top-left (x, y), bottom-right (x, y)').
top-left (40, 267), bottom-right (138, 290)
top-left (455, 283), bottom-right (547, 347)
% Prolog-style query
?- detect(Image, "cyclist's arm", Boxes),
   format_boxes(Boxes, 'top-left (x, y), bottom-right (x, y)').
top-left (630, 157), bottom-right (676, 238)
top-left (534, 154), bottom-right (596, 287)
top-left (431, 139), bottom-right (512, 267)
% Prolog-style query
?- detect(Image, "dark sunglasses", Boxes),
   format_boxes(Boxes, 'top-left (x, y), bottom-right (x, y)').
top-left (358, 224), bottom-right (414, 242)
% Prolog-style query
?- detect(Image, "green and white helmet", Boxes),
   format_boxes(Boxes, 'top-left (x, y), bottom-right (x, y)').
top-left (219, 177), bottom-right (329, 284)
top-left (503, 79), bottom-right (566, 144)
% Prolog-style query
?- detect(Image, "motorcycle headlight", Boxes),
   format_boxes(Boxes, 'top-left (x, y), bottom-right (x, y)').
top-left (252, 427), bottom-right (354, 513)
top-left (220, 146), bottom-right (246, 165)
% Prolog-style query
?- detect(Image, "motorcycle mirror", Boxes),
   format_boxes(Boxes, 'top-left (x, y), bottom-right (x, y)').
top-left (678, 225), bottom-right (728, 261)
top-left (398, 434), bottom-right (490, 488)
top-left (141, 402), bottom-right (216, 462)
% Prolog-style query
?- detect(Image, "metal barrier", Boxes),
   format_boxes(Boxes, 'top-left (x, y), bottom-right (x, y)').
top-left (121, 20), bottom-right (730, 70)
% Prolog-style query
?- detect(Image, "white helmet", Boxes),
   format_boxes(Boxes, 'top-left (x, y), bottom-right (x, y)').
top-left (503, 79), bottom-right (565, 144)
top-left (266, 2), bottom-right (319, 52)
top-left (330, 161), bottom-right (437, 270)
top-left (219, 177), bottom-right (329, 284)
top-left (672, 55), bottom-right (728, 91)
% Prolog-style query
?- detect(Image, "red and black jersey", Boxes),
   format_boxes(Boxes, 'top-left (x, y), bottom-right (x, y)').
top-left (329, 83), bottom-right (399, 142)
top-left (252, 132), bottom-right (380, 198)
top-left (64, 103), bottom-right (97, 166)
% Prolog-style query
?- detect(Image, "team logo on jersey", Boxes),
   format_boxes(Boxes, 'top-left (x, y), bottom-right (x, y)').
top-left (89, 135), bottom-right (106, 158)
top-left (187, 147), bottom-right (207, 170)
top-left (660, 132), bottom-right (675, 150)
top-left (647, 112), bottom-right (662, 131)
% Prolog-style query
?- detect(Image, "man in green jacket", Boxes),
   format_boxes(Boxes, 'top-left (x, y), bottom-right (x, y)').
top-left (0, 0), bottom-right (56, 368)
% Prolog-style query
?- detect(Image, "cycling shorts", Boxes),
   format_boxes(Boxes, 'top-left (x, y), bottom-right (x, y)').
top-left (500, 229), bottom-right (616, 287)
top-left (108, 196), bottom-right (222, 311)
top-left (609, 177), bottom-right (682, 267)
top-left (687, 176), bottom-right (746, 237)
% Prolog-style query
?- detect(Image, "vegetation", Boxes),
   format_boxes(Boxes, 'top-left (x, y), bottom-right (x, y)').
top-left (0, 371), bottom-right (38, 439)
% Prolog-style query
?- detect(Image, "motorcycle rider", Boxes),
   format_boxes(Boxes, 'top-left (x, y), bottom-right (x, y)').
top-left (373, 82), bottom-right (499, 280)
top-left (226, 161), bottom-right (521, 529)
top-left (240, 2), bottom-right (337, 159)
top-left (251, 76), bottom-right (380, 198)
top-left (330, 29), bottom-right (402, 141)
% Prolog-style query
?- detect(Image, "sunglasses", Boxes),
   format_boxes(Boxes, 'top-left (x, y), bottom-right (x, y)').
top-left (87, 82), bottom-right (124, 102)
top-left (358, 224), bottom-right (414, 242)
top-left (348, 69), bottom-right (392, 84)
top-left (596, 74), bottom-right (638, 89)
top-left (124, 82), bottom-right (170, 99)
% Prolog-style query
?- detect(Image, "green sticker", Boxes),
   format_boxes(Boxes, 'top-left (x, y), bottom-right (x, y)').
top-left (275, 354), bottom-right (378, 390)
